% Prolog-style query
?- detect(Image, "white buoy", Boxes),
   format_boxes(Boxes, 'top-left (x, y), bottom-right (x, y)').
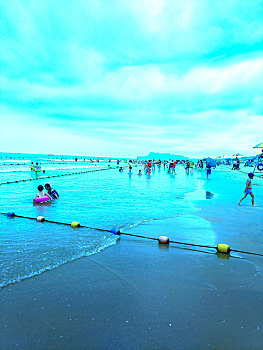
top-left (158, 236), bottom-right (169, 244)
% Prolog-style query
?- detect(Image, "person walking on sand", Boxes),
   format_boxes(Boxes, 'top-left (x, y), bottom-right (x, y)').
top-left (238, 173), bottom-right (255, 206)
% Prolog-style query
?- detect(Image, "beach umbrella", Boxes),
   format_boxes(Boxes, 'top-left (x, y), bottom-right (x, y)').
top-left (253, 142), bottom-right (263, 148)
top-left (206, 157), bottom-right (217, 167)
top-left (232, 153), bottom-right (243, 157)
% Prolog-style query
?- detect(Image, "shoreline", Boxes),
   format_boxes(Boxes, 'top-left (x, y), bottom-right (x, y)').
top-left (1, 166), bottom-right (263, 349)
top-left (2, 227), bottom-right (263, 350)
top-left (2, 211), bottom-right (263, 349)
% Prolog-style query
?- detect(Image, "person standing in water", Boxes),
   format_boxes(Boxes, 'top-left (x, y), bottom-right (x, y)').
top-left (206, 164), bottom-right (212, 179)
top-left (238, 173), bottom-right (255, 206)
top-left (44, 184), bottom-right (59, 199)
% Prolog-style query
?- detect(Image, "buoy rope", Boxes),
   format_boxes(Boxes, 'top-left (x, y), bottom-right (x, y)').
top-left (0, 166), bottom-right (125, 186)
top-left (0, 161), bottom-right (132, 167)
top-left (1, 212), bottom-right (263, 258)
top-left (0, 163), bottom-right (29, 166)
top-left (229, 249), bottom-right (263, 257)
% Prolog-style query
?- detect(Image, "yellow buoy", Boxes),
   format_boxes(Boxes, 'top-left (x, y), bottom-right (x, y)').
top-left (71, 221), bottom-right (80, 228)
top-left (217, 244), bottom-right (230, 254)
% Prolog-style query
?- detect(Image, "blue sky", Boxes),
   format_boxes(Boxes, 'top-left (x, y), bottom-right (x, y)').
top-left (0, 0), bottom-right (263, 158)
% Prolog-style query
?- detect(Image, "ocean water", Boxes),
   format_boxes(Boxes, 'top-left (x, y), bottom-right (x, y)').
top-left (1, 152), bottom-right (262, 289)
top-left (0, 152), bottom-right (213, 288)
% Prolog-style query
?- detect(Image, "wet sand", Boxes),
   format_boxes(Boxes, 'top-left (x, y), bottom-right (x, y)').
top-left (1, 228), bottom-right (263, 349)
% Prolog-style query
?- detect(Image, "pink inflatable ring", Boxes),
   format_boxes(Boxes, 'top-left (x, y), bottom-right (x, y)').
top-left (158, 236), bottom-right (169, 244)
top-left (34, 196), bottom-right (51, 203)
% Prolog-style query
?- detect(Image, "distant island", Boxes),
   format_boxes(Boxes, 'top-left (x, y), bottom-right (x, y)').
top-left (137, 152), bottom-right (190, 160)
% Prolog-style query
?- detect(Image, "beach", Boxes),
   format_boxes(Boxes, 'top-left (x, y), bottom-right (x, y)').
top-left (1, 156), bottom-right (263, 349)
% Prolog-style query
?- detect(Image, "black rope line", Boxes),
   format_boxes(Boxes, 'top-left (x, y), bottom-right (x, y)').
top-left (0, 166), bottom-right (125, 185)
top-left (230, 249), bottom-right (263, 257)
top-left (0, 161), bottom-right (132, 167)
top-left (1, 212), bottom-right (263, 258)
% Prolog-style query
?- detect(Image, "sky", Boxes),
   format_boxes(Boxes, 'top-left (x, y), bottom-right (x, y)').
top-left (0, 0), bottom-right (263, 158)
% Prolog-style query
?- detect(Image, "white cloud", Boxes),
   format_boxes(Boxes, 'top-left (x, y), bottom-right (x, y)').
top-left (1, 56), bottom-right (263, 108)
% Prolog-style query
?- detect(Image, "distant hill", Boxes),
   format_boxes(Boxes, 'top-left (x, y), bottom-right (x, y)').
top-left (137, 152), bottom-right (190, 160)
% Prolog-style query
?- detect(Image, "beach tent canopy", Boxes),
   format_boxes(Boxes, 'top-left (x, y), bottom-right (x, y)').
top-left (253, 142), bottom-right (263, 148)
top-left (206, 157), bottom-right (217, 167)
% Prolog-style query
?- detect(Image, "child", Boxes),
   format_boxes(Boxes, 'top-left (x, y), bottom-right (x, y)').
top-left (238, 173), bottom-right (255, 206)
top-left (34, 162), bottom-right (41, 171)
top-left (138, 170), bottom-right (142, 175)
top-left (44, 184), bottom-right (59, 199)
top-left (34, 185), bottom-right (51, 202)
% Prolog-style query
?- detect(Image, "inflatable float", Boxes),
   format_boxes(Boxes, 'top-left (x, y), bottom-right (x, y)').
top-left (34, 195), bottom-right (51, 204)
top-left (32, 166), bottom-right (42, 172)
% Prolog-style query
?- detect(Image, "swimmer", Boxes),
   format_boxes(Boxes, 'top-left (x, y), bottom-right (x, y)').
top-left (138, 170), bottom-right (142, 175)
top-left (34, 185), bottom-right (51, 203)
top-left (44, 184), bottom-right (59, 199)
top-left (119, 167), bottom-right (124, 172)
top-left (33, 162), bottom-right (41, 172)
top-left (238, 173), bottom-right (255, 206)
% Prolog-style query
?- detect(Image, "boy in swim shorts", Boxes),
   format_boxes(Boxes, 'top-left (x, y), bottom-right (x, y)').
top-left (238, 173), bottom-right (255, 206)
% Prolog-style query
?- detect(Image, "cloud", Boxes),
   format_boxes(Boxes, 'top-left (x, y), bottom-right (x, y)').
top-left (0, 0), bottom-right (263, 157)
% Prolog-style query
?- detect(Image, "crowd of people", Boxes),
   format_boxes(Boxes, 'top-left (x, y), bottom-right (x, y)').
top-left (118, 158), bottom-right (215, 180)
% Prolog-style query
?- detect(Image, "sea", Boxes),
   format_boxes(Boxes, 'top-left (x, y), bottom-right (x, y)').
top-left (1, 152), bottom-right (262, 289)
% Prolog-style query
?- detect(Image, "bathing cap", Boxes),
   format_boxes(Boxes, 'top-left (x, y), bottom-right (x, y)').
top-left (248, 173), bottom-right (254, 177)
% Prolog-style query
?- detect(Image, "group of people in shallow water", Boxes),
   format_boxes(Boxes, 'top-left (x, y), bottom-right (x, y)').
top-left (118, 159), bottom-right (214, 179)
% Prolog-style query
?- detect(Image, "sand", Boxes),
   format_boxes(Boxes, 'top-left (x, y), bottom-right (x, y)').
top-left (1, 230), bottom-right (263, 349)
